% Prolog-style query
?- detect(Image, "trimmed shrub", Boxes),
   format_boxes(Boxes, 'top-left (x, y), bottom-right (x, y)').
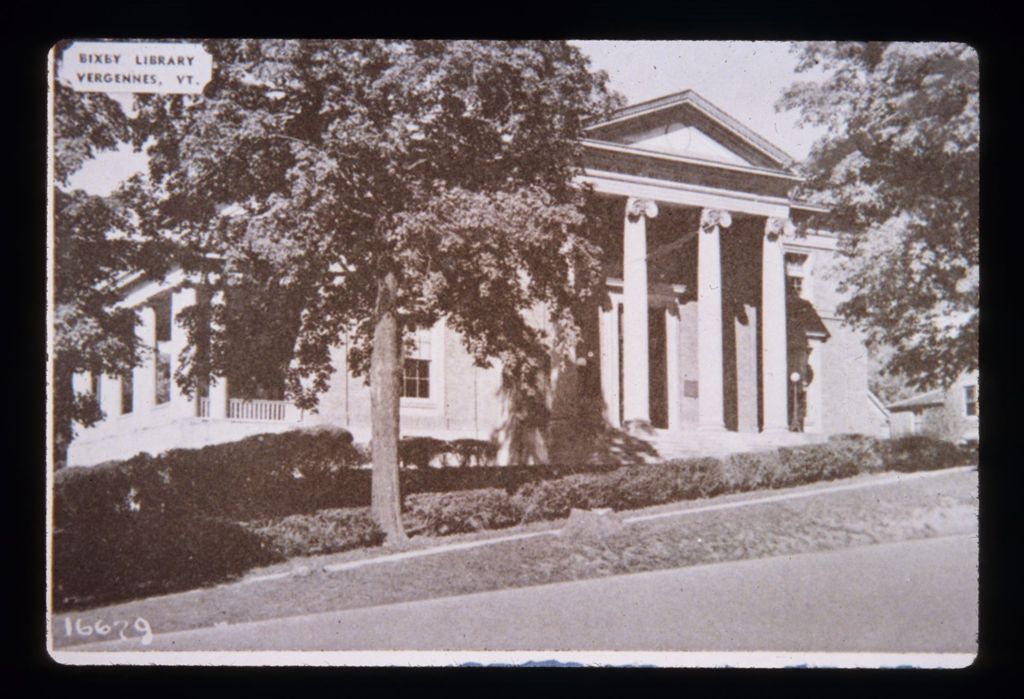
top-left (827, 434), bottom-right (886, 475)
top-left (399, 437), bottom-right (499, 468)
top-left (683, 456), bottom-right (728, 499)
top-left (513, 477), bottom-right (593, 523)
top-left (399, 437), bottom-right (449, 468)
top-left (774, 446), bottom-right (856, 489)
top-left (53, 512), bottom-right (282, 611)
top-left (55, 427), bottom-right (369, 525)
top-left (449, 439), bottom-right (499, 467)
top-left (241, 508), bottom-right (385, 559)
top-left (404, 488), bottom-right (522, 536)
top-left (958, 441), bottom-right (979, 465)
top-left (511, 457), bottom-right (728, 521)
top-left (879, 435), bottom-right (972, 472)
top-left (54, 429), bottom-right (975, 610)
top-left (721, 450), bottom-right (783, 492)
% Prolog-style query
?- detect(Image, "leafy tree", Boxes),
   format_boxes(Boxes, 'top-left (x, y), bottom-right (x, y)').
top-left (778, 42), bottom-right (978, 391)
top-left (50, 58), bottom-right (166, 468)
top-left (129, 40), bottom-right (620, 539)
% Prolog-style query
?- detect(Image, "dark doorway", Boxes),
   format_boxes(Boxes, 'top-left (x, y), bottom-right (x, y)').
top-left (649, 309), bottom-right (668, 428)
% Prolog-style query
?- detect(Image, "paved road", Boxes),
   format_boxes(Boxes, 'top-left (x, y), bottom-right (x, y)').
top-left (59, 533), bottom-right (977, 655)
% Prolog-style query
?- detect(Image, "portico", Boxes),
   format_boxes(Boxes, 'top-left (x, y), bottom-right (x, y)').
top-left (581, 90), bottom-right (826, 447)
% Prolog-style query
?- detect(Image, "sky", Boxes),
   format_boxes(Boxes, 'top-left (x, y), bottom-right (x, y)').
top-left (68, 41), bottom-right (827, 195)
top-left (573, 40), bottom-right (827, 162)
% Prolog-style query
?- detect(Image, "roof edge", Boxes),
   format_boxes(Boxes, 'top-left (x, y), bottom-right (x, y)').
top-left (586, 89), bottom-right (797, 172)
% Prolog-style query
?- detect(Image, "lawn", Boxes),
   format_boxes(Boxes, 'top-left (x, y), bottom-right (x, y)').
top-left (51, 466), bottom-right (977, 649)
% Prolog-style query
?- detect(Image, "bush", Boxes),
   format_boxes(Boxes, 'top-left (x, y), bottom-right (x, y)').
top-left (241, 508), bottom-right (385, 559)
top-left (879, 435), bottom-right (972, 472)
top-left (513, 477), bottom-right (591, 522)
top-left (679, 457), bottom-right (728, 499)
top-left (399, 437), bottom-right (499, 468)
top-left (399, 437), bottom-right (449, 468)
top-left (404, 488), bottom-right (522, 536)
top-left (774, 445), bottom-right (828, 487)
top-left (958, 440), bottom-right (979, 465)
top-left (721, 450), bottom-right (782, 491)
top-left (828, 434), bottom-right (886, 475)
top-left (511, 457), bottom-right (727, 521)
top-left (54, 427), bottom-right (370, 526)
top-left (54, 428), bottom-right (976, 610)
top-left (53, 512), bottom-right (282, 611)
top-left (449, 439), bottom-right (499, 467)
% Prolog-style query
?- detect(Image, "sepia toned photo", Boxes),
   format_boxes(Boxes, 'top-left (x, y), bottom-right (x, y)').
top-left (47, 39), bottom-right (979, 667)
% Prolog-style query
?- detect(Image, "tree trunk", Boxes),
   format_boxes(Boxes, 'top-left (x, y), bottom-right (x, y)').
top-left (53, 368), bottom-right (74, 470)
top-left (369, 271), bottom-right (406, 542)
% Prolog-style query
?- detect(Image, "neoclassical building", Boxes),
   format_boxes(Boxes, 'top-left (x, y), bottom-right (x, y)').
top-left (67, 90), bottom-right (890, 467)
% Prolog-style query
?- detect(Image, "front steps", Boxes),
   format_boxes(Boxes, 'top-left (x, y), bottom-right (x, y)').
top-left (642, 428), bottom-right (821, 461)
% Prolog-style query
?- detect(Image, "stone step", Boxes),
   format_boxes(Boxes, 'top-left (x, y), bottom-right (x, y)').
top-left (641, 430), bottom-right (821, 461)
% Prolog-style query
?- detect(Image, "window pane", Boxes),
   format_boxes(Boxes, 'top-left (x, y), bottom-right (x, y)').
top-left (964, 386), bottom-right (978, 416)
top-left (402, 358), bottom-right (430, 398)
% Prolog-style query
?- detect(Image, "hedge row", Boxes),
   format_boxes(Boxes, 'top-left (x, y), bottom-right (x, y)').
top-left (53, 433), bottom-right (975, 611)
top-left (52, 515), bottom-right (282, 611)
top-left (405, 434), bottom-right (971, 531)
top-left (54, 428), bottom-right (590, 529)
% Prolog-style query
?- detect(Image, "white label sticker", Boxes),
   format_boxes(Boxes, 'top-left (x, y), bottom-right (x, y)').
top-left (56, 41), bottom-right (213, 94)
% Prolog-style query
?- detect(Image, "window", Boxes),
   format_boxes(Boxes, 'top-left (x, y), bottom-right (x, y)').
top-left (785, 252), bottom-right (812, 302)
top-left (964, 385), bottom-right (978, 417)
top-left (155, 353), bottom-right (172, 404)
top-left (121, 372), bottom-right (134, 414)
top-left (786, 275), bottom-right (803, 298)
top-left (90, 373), bottom-right (101, 406)
top-left (154, 296), bottom-right (172, 343)
top-left (402, 327), bottom-right (432, 399)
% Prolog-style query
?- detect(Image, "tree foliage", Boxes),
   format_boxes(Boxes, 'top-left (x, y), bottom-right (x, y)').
top-left (127, 40), bottom-right (620, 536)
top-left (778, 42), bottom-right (979, 391)
top-left (51, 56), bottom-right (166, 467)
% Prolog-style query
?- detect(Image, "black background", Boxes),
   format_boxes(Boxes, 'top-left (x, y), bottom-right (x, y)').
top-left (9, 1), bottom-right (1017, 695)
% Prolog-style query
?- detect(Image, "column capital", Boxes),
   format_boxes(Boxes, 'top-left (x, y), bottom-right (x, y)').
top-left (765, 216), bottom-right (795, 241)
top-left (626, 197), bottom-right (659, 222)
top-left (700, 208), bottom-right (732, 233)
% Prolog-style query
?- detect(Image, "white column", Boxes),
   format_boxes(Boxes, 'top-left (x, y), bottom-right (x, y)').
top-left (621, 197), bottom-right (658, 430)
top-left (132, 305), bottom-right (157, 412)
top-left (208, 290), bottom-right (229, 419)
top-left (599, 299), bottom-right (621, 428)
top-left (665, 305), bottom-right (681, 430)
top-left (170, 287), bottom-right (197, 413)
top-left (804, 337), bottom-right (824, 434)
top-left (697, 208), bottom-right (730, 431)
top-left (761, 217), bottom-right (791, 433)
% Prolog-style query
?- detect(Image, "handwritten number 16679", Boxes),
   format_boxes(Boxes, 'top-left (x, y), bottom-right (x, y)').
top-left (63, 617), bottom-right (153, 645)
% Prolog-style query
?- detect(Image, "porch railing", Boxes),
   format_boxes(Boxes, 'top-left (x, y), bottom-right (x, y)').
top-left (227, 398), bottom-right (287, 421)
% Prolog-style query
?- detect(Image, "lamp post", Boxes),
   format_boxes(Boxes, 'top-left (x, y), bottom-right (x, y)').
top-left (789, 371), bottom-right (802, 432)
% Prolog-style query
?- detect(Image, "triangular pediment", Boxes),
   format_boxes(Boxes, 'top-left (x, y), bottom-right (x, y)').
top-left (621, 123), bottom-right (753, 166)
top-left (585, 90), bottom-right (795, 173)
